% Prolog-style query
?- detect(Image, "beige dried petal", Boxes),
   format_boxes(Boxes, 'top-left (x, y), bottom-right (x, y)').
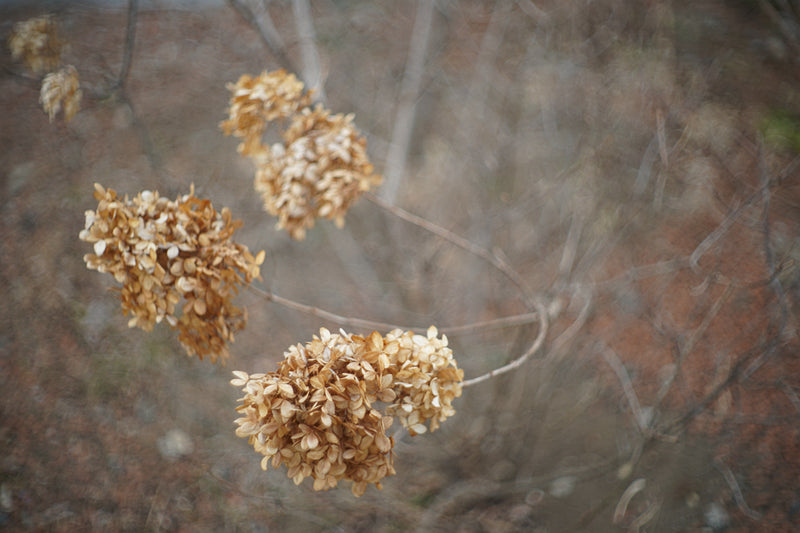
top-left (40, 65), bottom-right (82, 122)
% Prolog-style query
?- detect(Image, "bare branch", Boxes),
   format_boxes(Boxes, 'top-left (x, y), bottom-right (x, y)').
top-left (114, 0), bottom-right (138, 91)
top-left (600, 345), bottom-right (649, 434)
top-left (714, 457), bottom-right (762, 521)
top-left (227, 0), bottom-right (297, 72)
top-left (365, 192), bottom-right (535, 307)
top-left (462, 299), bottom-right (548, 388)
top-left (381, 0), bottom-right (436, 203)
top-left (248, 284), bottom-right (541, 335)
top-left (291, 0), bottom-right (326, 101)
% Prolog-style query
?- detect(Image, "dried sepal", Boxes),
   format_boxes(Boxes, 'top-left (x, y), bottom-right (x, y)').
top-left (79, 183), bottom-right (264, 363)
top-left (40, 65), bottom-right (81, 122)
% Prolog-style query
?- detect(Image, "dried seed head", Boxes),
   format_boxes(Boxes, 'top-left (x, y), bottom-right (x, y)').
top-left (79, 183), bottom-right (264, 363)
top-left (40, 65), bottom-right (81, 122)
top-left (8, 15), bottom-right (63, 73)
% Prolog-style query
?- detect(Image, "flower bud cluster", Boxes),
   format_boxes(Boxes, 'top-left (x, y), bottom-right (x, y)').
top-left (232, 326), bottom-right (463, 496)
top-left (79, 183), bottom-right (264, 363)
top-left (221, 69), bottom-right (381, 240)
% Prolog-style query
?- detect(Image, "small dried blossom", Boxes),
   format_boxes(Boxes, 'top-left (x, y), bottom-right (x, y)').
top-left (254, 106), bottom-right (382, 240)
top-left (8, 15), bottom-right (63, 73)
top-left (383, 326), bottom-right (464, 435)
top-left (220, 69), bottom-right (312, 156)
top-left (40, 65), bottom-right (81, 122)
top-left (232, 326), bottom-right (462, 496)
top-left (79, 183), bottom-right (264, 363)
top-left (232, 328), bottom-right (397, 497)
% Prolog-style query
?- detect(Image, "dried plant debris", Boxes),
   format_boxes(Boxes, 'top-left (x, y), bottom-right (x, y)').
top-left (79, 183), bottom-right (265, 363)
top-left (40, 65), bottom-right (82, 122)
top-left (222, 69), bottom-right (381, 239)
top-left (8, 15), bottom-right (63, 73)
top-left (232, 327), bottom-right (463, 496)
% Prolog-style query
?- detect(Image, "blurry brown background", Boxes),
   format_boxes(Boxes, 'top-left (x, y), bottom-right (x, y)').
top-left (1, 1), bottom-right (800, 531)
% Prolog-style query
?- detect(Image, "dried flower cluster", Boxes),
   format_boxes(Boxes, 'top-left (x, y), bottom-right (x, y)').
top-left (232, 326), bottom-right (463, 496)
top-left (382, 327), bottom-right (464, 435)
top-left (221, 69), bottom-right (381, 240)
top-left (8, 15), bottom-right (82, 123)
top-left (40, 65), bottom-right (82, 122)
top-left (220, 69), bottom-right (311, 156)
top-left (79, 183), bottom-right (264, 363)
top-left (8, 15), bottom-right (63, 73)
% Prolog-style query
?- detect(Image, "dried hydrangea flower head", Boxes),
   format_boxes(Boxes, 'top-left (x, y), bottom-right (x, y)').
top-left (220, 69), bottom-right (312, 157)
top-left (255, 106), bottom-right (383, 240)
top-left (8, 15), bottom-right (63, 73)
top-left (40, 65), bottom-right (82, 122)
top-left (232, 328), bottom-right (397, 497)
top-left (383, 326), bottom-right (464, 435)
top-left (232, 327), bottom-right (462, 496)
top-left (79, 183), bottom-right (265, 363)
top-left (221, 69), bottom-right (381, 240)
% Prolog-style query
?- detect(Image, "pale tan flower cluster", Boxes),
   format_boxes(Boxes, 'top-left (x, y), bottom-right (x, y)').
top-left (79, 183), bottom-right (265, 364)
top-left (383, 326), bottom-right (464, 435)
top-left (220, 69), bottom-right (311, 157)
top-left (40, 65), bottom-right (82, 122)
top-left (8, 15), bottom-right (63, 73)
top-left (221, 69), bottom-right (381, 240)
top-left (232, 326), bottom-right (463, 496)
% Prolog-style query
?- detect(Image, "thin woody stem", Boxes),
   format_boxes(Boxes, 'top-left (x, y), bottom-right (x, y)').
top-left (249, 284), bottom-right (541, 335)
top-left (461, 299), bottom-right (548, 388)
top-left (363, 192), bottom-right (535, 307)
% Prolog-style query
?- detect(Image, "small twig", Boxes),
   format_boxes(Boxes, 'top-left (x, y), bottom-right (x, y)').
top-left (364, 192), bottom-right (535, 307)
top-left (613, 478), bottom-right (646, 524)
top-left (461, 299), bottom-right (548, 388)
top-left (227, 0), bottom-right (298, 73)
top-left (249, 284), bottom-right (541, 335)
top-left (654, 284), bottom-right (734, 412)
top-left (291, 0), bottom-right (326, 102)
top-left (250, 284), bottom-right (408, 331)
top-left (689, 197), bottom-right (744, 272)
top-left (557, 214), bottom-right (583, 284)
top-left (549, 286), bottom-right (592, 356)
top-left (113, 0), bottom-right (138, 91)
top-left (714, 457), bottom-right (762, 521)
top-left (381, 0), bottom-right (435, 203)
top-left (600, 345), bottom-right (648, 434)
top-left (779, 379), bottom-right (800, 415)
top-left (743, 139), bottom-right (791, 379)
